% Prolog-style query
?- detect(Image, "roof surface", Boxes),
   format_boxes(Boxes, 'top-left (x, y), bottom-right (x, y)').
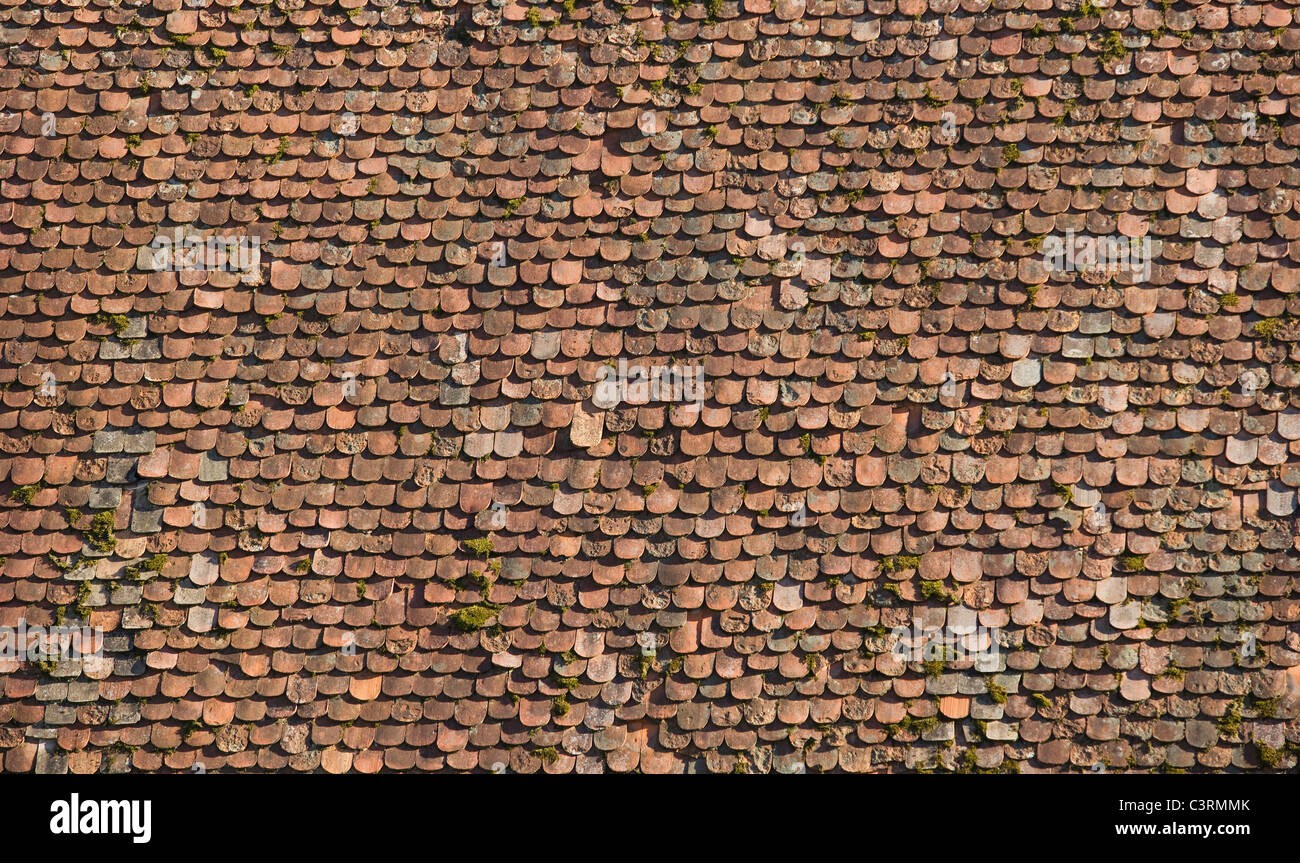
top-left (2, 0), bottom-right (1300, 773)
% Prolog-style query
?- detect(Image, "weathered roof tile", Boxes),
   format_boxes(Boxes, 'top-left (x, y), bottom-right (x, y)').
top-left (0, 0), bottom-right (1297, 774)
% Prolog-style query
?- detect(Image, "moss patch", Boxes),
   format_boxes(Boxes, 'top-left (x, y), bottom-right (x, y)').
top-left (8, 484), bottom-right (39, 504)
top-left (879, 554), bottom-right (922, 574)
top-left (985, 679), bottom-right (1008, 704)
top-left (84, 511), bottom-right (118, 554)
top-left (449, 603), bottom-right (500, 633)
top-left (89, 312), bottom-right (131, 336)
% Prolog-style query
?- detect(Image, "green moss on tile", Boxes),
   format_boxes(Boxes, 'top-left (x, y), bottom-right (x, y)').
top-left (1216, 698), bottom-right (1244, 737)
top-left (985, 679), bottom-right (1008, 704)
top-left (9, 484), bottom-right (39, 504)
top-left (879, 555), bottom-right (921, 574)
top-left (549, 673), bottom-right (580, 691)
top-left (84, 511), bottom-right (118, 554)
top-left (449, 604), bottom-right (500, 633)
top-left (1253, 318), bottom-right (1281, 340)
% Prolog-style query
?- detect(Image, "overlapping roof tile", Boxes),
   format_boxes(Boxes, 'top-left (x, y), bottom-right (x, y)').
top-left (1, 0), bottom-right (1299, 773)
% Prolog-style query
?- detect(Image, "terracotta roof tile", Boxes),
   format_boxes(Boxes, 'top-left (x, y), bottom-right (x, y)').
top-left (0, 0), bottom-right (1298, 773)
